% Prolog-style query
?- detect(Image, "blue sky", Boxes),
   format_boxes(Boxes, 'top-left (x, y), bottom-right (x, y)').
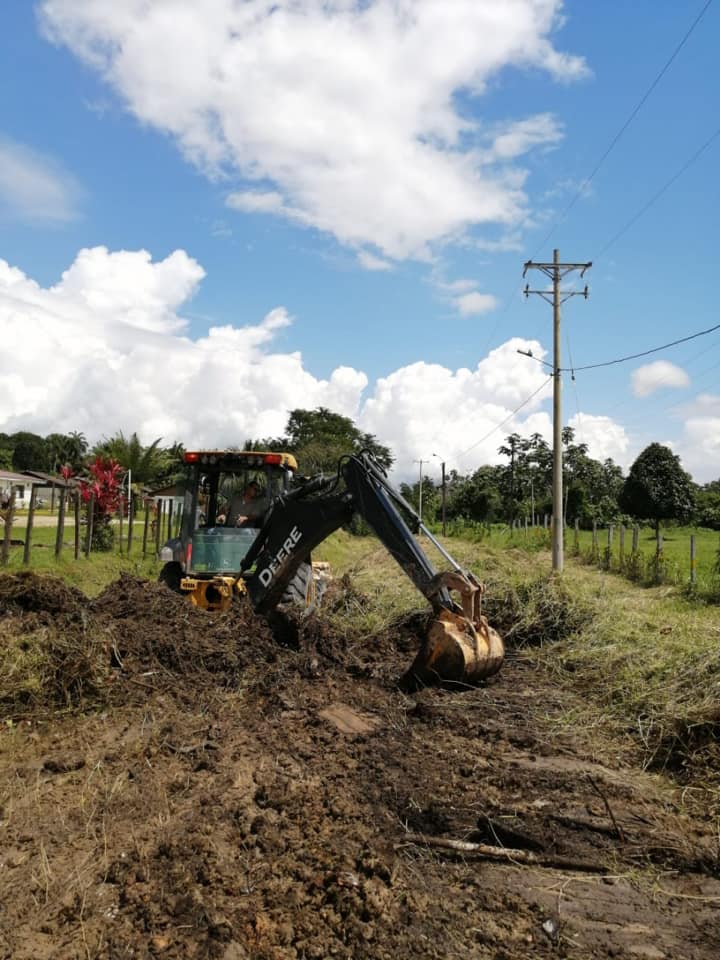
top-left (1, 1), bottom-right (719, 481)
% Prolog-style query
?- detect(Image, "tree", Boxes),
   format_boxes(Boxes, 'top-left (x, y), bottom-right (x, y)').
top-left (258, 408), bottom-right (393, 474)
top-left (93, 432), bottom-right (171, 487)
top-left (78, 456), bottom-right (123, 551)
top-left (447, 465), bottom-right (503, 523)
top-left (619, 443), bottom-right (695, 535)
top-left (10, 431), bottom-right (48, 471)
top-left (694, 481), bottom-right (720, 530)
top-left (65, 431), bottom-right (89, 471)
top-left (399, 476), bottom-right (440, 523)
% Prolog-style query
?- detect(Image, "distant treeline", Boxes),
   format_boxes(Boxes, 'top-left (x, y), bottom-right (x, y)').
top-left (4, 413), bottom-right (719, 533)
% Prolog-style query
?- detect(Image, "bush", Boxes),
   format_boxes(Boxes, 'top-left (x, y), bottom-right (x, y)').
top-left (91, 520), bottom-right (115, 552)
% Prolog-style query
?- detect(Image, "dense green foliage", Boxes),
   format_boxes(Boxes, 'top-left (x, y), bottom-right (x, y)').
top-left (401, 434), bottom-right (716, 534)
top-left (2, 414), bottom-right (720, 536)
top-left (251, 406), bottom-right (393, 475)
top-left (619, 443), bottom-right (695, 534)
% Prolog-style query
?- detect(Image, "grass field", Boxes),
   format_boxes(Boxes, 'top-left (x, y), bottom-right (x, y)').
top-left (0, 519), bottom-right (159, 595)
top-left (429, 520), bottom-right (720, 596)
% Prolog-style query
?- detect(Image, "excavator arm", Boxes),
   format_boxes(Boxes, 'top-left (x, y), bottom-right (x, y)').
top-left (241, 453), bottom-right (504, 687)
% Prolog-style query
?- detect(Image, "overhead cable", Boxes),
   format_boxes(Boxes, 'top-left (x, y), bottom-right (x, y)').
top-left (532, 0), bottom-right (715, 255)
top-left (595, 124), bottom-right (720, 259)
top-left (456, 377), bottom-right (553, 462)
top-left (569, 322), bottom-right (720, 372)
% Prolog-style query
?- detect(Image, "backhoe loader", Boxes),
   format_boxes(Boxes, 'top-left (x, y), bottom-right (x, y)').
top-left (159, 449), bottom-right (504, 688)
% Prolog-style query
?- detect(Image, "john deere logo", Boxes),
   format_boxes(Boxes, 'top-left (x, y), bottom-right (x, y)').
top-left (258, 526), bottom-right (303, 587)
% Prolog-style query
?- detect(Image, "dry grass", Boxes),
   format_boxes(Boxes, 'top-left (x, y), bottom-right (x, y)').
top-left (321, 532), bottom-right (720, 787)
top-left (0, 573), bottom-right (110, 715)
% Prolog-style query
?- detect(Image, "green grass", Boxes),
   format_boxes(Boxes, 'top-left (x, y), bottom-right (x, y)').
top-left (566, 523), bottom-right (719, 589)
top-left (426, 520), bottom-right (720, 597)
top-left (1, 519), bottom-right (160, 596)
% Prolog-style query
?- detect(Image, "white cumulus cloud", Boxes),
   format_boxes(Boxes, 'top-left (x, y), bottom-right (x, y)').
top-left (567, 414), bottom-right (630, 467)
top-left (0, 138), bottom-right (82, 223)
top-left (0, 246), bottom-right (602, 481)
top-left (39, 0), bottom-right (586, 259)
top-left (0, 247), bottom-right (367, 446)
top-left (631, 360), bottom-right (690, 397)
top-left (454, 290), bottom-right (498, 316)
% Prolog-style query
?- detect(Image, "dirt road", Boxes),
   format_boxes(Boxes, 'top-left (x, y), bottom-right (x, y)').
top-left (0, 574), bottom-right (718, 959)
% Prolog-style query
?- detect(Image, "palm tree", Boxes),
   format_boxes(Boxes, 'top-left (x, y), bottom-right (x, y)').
top-left (93, 432), bottom-right (170, 487)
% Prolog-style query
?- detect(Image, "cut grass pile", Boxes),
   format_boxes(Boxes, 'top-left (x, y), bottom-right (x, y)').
top-left (540, 566), bottom-right (720, 777)
top-left (0, 572), bottom-right (109, 713)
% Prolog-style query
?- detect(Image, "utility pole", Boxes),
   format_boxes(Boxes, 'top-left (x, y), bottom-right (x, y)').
top-left (432, 453), bottom-right (447, 536)
top-left (413, 459), bottom-right (429, 525)
top-left (522, 249), bottom-right (591, 573)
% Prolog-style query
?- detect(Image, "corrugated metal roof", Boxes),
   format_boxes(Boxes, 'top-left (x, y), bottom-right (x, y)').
top-left (0, 470), bottom-right (36, 484)
top-left (20, 470), bottom-right (73, 487)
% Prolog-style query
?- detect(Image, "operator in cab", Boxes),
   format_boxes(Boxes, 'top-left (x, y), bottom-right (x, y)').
top-left (228, 480), bottom-right (266, 527)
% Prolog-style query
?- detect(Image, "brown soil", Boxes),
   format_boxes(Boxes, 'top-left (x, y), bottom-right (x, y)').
top-left (1, 573), bottom-right (718, 959)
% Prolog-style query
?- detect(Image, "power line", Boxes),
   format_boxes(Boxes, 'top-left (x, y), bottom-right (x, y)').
top-left (480, 4), bottom-right (716, 404)
top-left (532, 0), bottom-right (715, 255)
top-left (456, 376), bottom-right (553, 463)
top-left (595, 124), bottom-right (720, 259)
top-left (566, 334), bottom-right (585, 446)
top-left (599, 337), bottom-right (720, 429)
top-left (481, 1), bottom-right (715, 359)
top-left (568, 321), bottom-right (720, 373)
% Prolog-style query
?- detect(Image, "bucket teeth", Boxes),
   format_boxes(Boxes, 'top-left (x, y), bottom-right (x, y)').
top-left (400, 608), bottom-right (504, 691)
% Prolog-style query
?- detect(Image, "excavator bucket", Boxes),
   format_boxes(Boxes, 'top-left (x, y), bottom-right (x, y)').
top-left (400, 571), bottom-right (504, 690)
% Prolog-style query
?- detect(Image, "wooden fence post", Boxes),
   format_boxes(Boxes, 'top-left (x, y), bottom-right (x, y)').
top-left (690, 535), bottom-right (697, 586)
top-left (167, 501), bottom-right (174, 542)
top-left (154, 501), bottom-right (163, 556)
top-left (23, 486), bottom-right (37, 565)
top-left (591, 521), bottom-right (598, 560)
top-left (619, 525), bottom-right (625, 564)
top-left (142, 501), bottom-right (150, 559)
top-left (606, 525), bottom-right (614, 569)
top-left (574, 518), bottom-right (579, 552)
top-left (74, 490), bottom-right (81, 560)
top-left (118, 502), bottom-right (124, 555)
top-left (1, 488), bottom-right (16, 566)
top-left (54, 488), bottom-right (66, 558)
top-left (632, 525), bottom-right (639, 554)
top-left (85, 494), bottom-right (95, 557)
top-left (654, 530), bottom-right (664, 583)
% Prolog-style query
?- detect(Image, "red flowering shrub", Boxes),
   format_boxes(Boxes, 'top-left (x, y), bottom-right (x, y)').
top-left (78, 457), bottom-right (122, 551)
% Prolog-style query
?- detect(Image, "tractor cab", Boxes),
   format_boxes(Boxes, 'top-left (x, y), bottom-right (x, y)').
top-left (159, 450), bottom-right (298, 608)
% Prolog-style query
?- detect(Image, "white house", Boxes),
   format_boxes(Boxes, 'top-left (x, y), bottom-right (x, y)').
top-left (0, 470), bottom-right (37, 509)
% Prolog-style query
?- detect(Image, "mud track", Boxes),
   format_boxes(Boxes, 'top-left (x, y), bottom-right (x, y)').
top-left (0, 573), bottom-right (718, 959)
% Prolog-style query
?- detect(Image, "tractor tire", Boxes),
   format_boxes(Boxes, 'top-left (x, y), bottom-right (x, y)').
top-left (159, 561), bottom-right (183, 594)
top-left (280, 560), bottom-right (316, 611)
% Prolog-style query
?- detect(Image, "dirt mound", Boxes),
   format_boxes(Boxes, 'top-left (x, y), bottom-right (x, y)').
top-left (0, 573), bottom-right (108, 714)
top-left (0, 572), bottom-right (284, 715)
top-left (0, 571), bottom-right (427, 716)
top-left (93, 573), bottom-right (278, 683)
top-left (2, 571), bottom-right (720, 958)
top-left (0, 570), bottom-right (86, 617)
